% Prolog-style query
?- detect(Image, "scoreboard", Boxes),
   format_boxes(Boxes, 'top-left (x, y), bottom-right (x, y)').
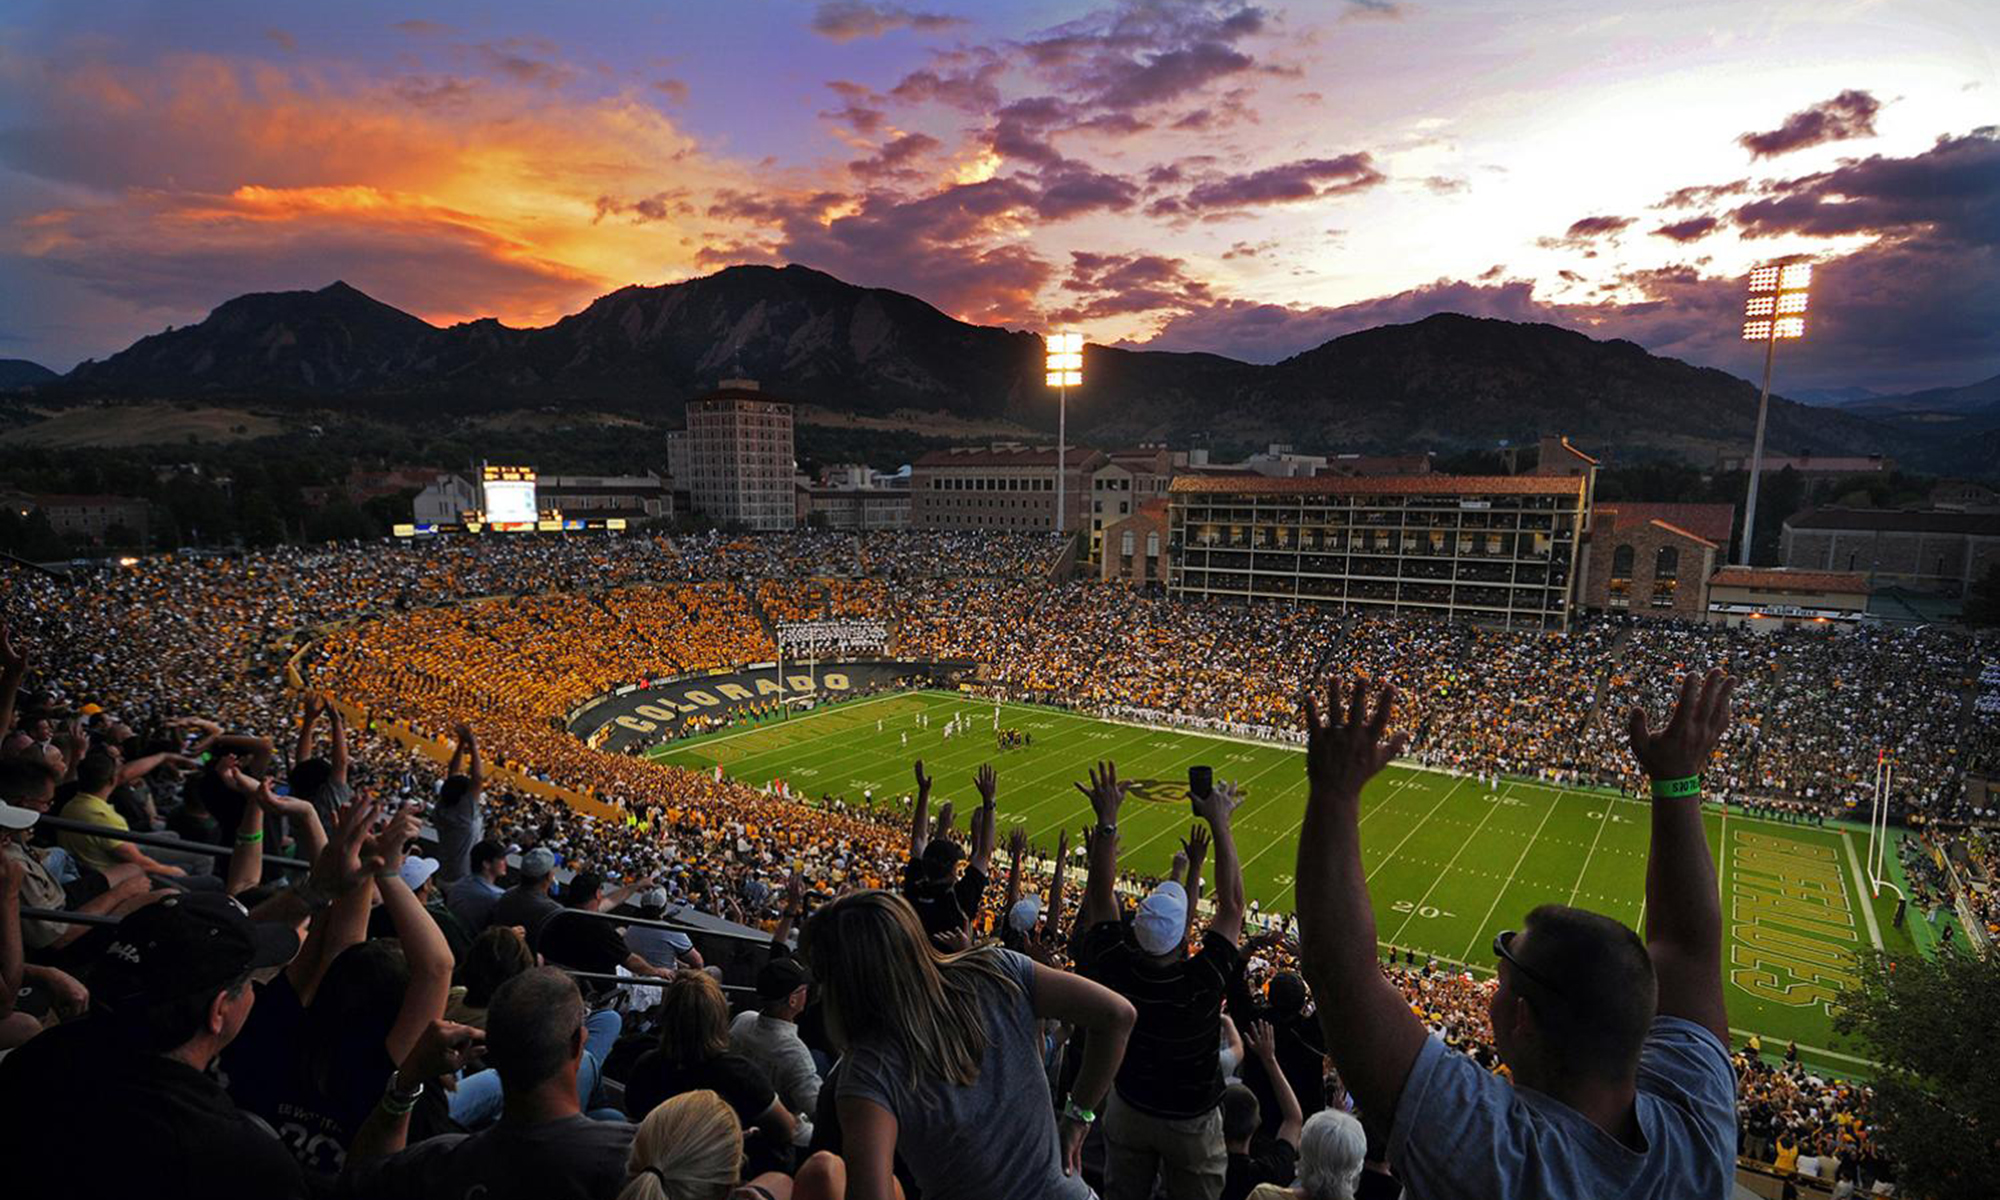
top-left (481, 465), bottom-right (538, 528)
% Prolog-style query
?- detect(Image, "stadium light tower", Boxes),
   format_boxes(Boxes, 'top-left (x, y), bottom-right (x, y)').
top-left (1738, 260), bottom-right (1811, 566)
top-left (1045, 332), bottom-right (1083, 534)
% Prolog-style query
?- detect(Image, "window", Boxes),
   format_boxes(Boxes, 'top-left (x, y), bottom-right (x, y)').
top-left (1121, 530), bottom-right (1136, 555)
top-left (1146, 532), bottom-right (1160, 557)
top-left (1654, 546), bottom-right (1679, 580)
top-left (1611, 544), bottom-right (1635, 579)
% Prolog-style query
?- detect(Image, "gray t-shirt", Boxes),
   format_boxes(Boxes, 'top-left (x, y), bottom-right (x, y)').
top-left (432, 794), bottom-right (483, 884)
top-left (625, 924), bottom-right (694, 968)
top-left (1388, 1016), bottom-right (1737, 1199)
top-left (838, 949), bottom-right (1086, 1200)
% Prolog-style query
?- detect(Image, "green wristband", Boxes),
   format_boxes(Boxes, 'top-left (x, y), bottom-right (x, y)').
top-left (1651, 775), bottom-right (1702, 799)
top-left (235, 830), bottom-right (264, 844)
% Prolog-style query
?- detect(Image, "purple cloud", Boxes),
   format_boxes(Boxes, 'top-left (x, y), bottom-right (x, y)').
top-left (1731, 128), bottom-right (1999, 244)
top-left (1651, 215), bottom-right (1720, 243)
top-left (1739, 89), bottom-right (1881, 158)
top-left (1155, 153), bottom-right (1384, 214)
top-left (810, 3), bottom-right (969, 42)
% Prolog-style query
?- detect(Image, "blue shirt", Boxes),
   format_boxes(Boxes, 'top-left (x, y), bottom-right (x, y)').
top-left (1389, 1016), bottom-right (1736, 1200)
top-left (445, 875), bottom-right (505, 934)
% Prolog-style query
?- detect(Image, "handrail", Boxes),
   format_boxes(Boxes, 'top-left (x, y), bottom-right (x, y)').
top-left (22, 906), bottom-right (119, 929)
top-left (562, 969), bottom-right (757, 998)
top-left (33, 814), bottom-right (313, 870)
top-left (537, 902), bottom-right (783, 948)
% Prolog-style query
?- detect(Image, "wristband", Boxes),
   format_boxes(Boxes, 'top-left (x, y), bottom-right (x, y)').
top-left (1061, 1098), bottom-right (1097, 1124)
top-left (1650, 775), bottom-right (1702, 800)
top-left (235, 830), bottom-right (264, 845)
top-left (380, 1075), bottom-right (425, 1116)
top-left (1095, 823), bottom-right (1116, 838)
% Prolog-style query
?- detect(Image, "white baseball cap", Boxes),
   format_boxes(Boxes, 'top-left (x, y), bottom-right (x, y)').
top-left (1133, 881), bottom-right (1188, 955)
top-left (1007, 896), bottom-right (1043, 933)
top-left (399, 856), bottom-right (441, 891)
top-left (0, 801), bottom-right (39, 831)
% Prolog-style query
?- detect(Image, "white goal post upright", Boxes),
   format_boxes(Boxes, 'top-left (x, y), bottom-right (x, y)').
top-left (1864, 749), bottom-right (1903, 901)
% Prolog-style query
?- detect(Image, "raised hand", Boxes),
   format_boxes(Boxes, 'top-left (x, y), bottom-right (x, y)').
top-left (913, 759), bottom-right (932, 799)
top-left (1245, 1019), bottom-right (1278, 1062)
top-left (1304, 678), bottom-right (1407, 799)
top-left (394, 1019), bottom-right (485, 1089)
top-left (974, 763), bottom-right (998, 808)
top-left (1074, 761), bottom-right (1129, 826)
top-left (932, 800), bottom-right (955, 840)
top-left (1007, 826), bottom-right (1029, 862)
top-left (0, 622), bottom-right (27, 676)
top-left (1627, 667), bottom-right (1736, 782)
top-left (1194, 779), bottom-right (1243, 827)
top-left (1171, 846), bottom-right (1190, 878)
top-left (310, 796), bottom-right (385, 895)
top-left (1182, 822), bottom-right (1211, 873)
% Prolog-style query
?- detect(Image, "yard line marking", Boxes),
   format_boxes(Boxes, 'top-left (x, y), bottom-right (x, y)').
top-left (1385, 781), bottom-right (1513, 946)
top-left (1565, 792), bottom-right (1616, 909)
top-left (650, 691), bottom-right (921, 756)
top-left (1840, 830), bottom-right (1885, 950)
top-left (1461, 788), bottom-right (1563, 961)
top-left (1365, 777), bottom-right (1470, 886)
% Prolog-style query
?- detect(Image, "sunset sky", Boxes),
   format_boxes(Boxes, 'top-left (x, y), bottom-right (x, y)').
top-left (2, 0), bottom-right (1994, 393)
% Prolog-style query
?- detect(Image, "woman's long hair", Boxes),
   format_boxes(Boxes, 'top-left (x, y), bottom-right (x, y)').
top-left (461, 925), bottom-right (534, 1009)
top-left (800, 889), bottom-right (1016, 1092)
top-left (304, 939), bottom-right (408, 1101)
top-left (617, 1090), bottom-right (742, 1200)
top-left (655, 968), bottom-right (732, 1065)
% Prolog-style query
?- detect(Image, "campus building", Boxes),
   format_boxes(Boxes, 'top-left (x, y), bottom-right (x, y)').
top-left (910, 445), bottom-right (1108, 533)
top-left (1706, 567), bottom-right (1872, 631)
top-left (1781, 507), bottom-right (2000, 596)
top-left (1166, 473), bottom-right (1589, 628)
top-left (683, 381), bottom-right (796, 531)
top-left (1580, 503), bottom-right (1735, 620)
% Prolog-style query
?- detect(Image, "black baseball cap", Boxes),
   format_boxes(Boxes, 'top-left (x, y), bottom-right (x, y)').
top-left (755, 955), bottom-right (812, 1000)
top-left (93, 893), bottom-right (301, 1013)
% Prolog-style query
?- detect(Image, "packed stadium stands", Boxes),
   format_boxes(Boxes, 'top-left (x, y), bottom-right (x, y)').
top-left (0, 527), bottom-right (1984, 1197)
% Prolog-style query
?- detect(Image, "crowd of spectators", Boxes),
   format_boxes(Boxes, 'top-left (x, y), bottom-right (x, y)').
top-left (0, 527), bottom-right (1978, 1198)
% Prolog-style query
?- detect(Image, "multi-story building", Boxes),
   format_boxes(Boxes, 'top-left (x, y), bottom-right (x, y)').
top-left (1101, 499), bottom-right (1169, 585)
top-left (683, 381), bottom-right (795, 531)
top-left (797, 484), bottom-right (911, 530)
top-left (1781, 507), bottom-right (2000, 596)
top-left (539, 474), bottom-right (673, 523)
top-left (30, 494), bottom-right (152, 545)
top-left (911, 445), bottom-right (1108, 533)
top-left (1088, 447), bottom-right (1176, 559)
top-left (1580, 503), bottom-right (1734, 619)
top-left (1167, 473), bottom-right (1589, 629)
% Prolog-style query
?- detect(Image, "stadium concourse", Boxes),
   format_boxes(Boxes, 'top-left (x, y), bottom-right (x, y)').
top-left (0, 529), bottom-right (1988, 1199)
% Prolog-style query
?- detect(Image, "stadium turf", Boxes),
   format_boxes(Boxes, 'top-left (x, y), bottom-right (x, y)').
top-left (652, 689), bottom-right (1911, 1073)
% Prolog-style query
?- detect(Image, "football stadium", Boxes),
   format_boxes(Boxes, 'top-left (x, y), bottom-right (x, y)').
top-left (4, 525), bottom-right (1992, 1200)
top-left (4, 5), bottom-right (1998, 1195)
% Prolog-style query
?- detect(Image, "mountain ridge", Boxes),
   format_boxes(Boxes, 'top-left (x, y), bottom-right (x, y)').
top-left (45, 264), bottom-right (1972, 470)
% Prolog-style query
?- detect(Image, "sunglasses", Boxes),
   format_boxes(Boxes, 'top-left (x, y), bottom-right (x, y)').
top-left (1493, 929), bottom-right (1569, 999)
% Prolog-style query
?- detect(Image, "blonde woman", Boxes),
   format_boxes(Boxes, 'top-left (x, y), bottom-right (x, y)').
top-left (801, 889), bottom-right (1137, 1200)
top-left (617, 1090), bottom-right (795, 1200)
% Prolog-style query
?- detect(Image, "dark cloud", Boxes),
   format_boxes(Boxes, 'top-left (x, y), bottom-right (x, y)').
top-left (392, 19), bottom-right (452, 36)
top-left (1651, 215), bottom-right (1720, 243)
top-left (1341, 0), bottom-right (1407, 17)
top-left (651, 78), bottom-right (689, 103)
top-left (848, 132), bottom-right (942, 181)
top-left (592, 189), bottom-right (694, 224)
top-left (1739, 89), bottom-right (1881, 159)
top-left (706, 180), bottom-right (1052, 325)
top-left (1154, 153), bottom-right (1384, 215)
top-left (475, 41), bottom-right (575, 90)
top-left (822, 81), bottom-right (888, 135)
top-left (1050, 250), bottom-right (1213, 323)
top-left (263, 29), bottom-right (298, 53)
top-left (392, 75), bottom-right (479, 108)
top-left (1730, 128), bottom-right (2000, 244)
top-left (890, 48), bottom-right (1006, 110)
top-left (810, 3), bottom-right (969, 42)
top-left (1031, 162), bottom-right (1142, 219)
top-left (1656, 178), bottom-right (1751, 208)
top-left (1138, 277), bottom-right (1558, 362)
top-left (1535, 214), bottom-right (1634, 250)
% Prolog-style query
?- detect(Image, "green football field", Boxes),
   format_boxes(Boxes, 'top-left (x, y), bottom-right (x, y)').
top-left (652, 689), bottom-right (1925, 1073)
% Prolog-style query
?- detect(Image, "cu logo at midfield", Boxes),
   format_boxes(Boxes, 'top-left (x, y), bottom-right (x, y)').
top-left (1125, 778), bottom-right (1193, 805)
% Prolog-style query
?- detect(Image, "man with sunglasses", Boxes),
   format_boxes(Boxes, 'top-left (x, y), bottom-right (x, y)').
top-left (1294, 670), bottom-right (1738, 1199)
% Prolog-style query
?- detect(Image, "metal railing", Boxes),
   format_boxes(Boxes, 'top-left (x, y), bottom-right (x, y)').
top-left (33, 813), bottom-right (313, 870)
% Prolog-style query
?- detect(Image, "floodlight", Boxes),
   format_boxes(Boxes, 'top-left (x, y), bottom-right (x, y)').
top-left (1745, 296), bottom-right (1776, 317)
top-left (1775, 291), bottom-right (1808, 315)
top-left (1043, 330), bottom-right (1085, 534)
top-left (1773, 316), bottom-right (1805, 339)
top-left (1742, 320), bottom-right (1772, 341)
top-left (1779, 263), bottom-right (1811, 290)
top-left (1748, 265), bottom-right (1780, 292)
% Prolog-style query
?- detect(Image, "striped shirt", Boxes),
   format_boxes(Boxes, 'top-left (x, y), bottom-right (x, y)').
top-left (1080, 923), bottom-right (1240, 1119)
